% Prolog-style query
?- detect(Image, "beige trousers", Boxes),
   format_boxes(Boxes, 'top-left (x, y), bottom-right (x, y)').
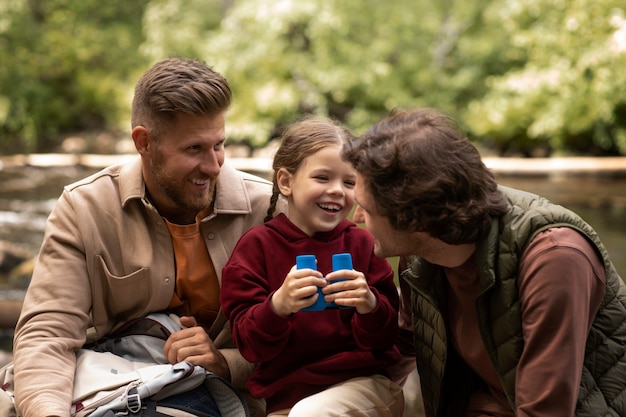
top-left (267, 374), bottom-right (404, 417)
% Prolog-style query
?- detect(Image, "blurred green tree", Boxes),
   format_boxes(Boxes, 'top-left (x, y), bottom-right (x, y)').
top-left (188, 0), bottom-right (625, 154)
top-left (1, 0), bottom-right (625, 156)
top-left (193, 0), bottom-right (456, 145)
top-left (0, 0), bottom-right (150, 153)
top-left (463, 0), bottom-right (626, 156)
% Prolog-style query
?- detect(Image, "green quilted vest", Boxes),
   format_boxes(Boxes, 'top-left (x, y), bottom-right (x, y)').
top-left (401, 186), bottom-right (626, 417)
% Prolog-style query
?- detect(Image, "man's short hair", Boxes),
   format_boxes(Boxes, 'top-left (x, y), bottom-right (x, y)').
top-left (131, 58), bottom-right (231, 140)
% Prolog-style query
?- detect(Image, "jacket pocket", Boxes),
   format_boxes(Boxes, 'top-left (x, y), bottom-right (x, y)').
top-left (96, 255), bottom-right (152, 317)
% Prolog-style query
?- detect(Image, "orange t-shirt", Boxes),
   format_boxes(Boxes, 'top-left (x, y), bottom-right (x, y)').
top-left (165, 213), bottom-right (220, 330)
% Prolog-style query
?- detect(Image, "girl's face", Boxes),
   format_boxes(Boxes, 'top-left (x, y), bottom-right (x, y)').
top-left (277, 144), bottom-right (356, 236)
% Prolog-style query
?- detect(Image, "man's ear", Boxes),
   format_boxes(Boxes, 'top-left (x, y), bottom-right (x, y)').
top-left (131, 126), bottom-right (150, 155)
top-left (276, 168), bottom-right (293, 196)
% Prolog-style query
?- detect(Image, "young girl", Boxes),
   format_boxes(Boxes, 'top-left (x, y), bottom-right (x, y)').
top-left (220, 116), bottom-right (404, 417)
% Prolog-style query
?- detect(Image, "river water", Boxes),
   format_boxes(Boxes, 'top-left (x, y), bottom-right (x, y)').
top-left (1, 163), bottom-right (625, 287)
top-left (497, 174), bottom-right (626, 272)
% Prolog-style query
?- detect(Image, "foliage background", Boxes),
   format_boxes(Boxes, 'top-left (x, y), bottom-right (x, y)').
top-left (1, 0), bottom-right (625, 156)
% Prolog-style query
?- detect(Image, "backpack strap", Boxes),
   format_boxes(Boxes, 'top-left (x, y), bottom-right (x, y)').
top-left (203, 373), bottom-right (249, 417)
top-left (99, 400), bottom-right (198, 417)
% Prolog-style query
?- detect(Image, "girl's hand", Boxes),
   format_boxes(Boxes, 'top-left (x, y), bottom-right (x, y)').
top-left (324, 269), bottom-right (378, 314)
top-left (271, 265), bottom-right (325, 316)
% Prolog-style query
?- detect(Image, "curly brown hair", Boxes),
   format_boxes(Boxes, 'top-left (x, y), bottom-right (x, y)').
top-left (131, 57), bottom-right (231, 141)
top-left (341, 108), bottom-right (507, 245)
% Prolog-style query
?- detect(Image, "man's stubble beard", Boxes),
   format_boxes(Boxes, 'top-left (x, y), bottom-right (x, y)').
top-left (151, 156), bottom-right (216, 215)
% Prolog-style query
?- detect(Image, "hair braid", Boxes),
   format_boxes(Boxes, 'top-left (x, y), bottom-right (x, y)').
top-left (264, 184), bottom-right (281, 223)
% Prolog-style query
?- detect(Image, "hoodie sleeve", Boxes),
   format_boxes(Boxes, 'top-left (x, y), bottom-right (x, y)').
top-left (220, 227), bottom-right (296, 364)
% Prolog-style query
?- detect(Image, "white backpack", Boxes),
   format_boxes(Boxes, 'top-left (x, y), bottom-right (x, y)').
top-left (1, 313), bottom-right (249, 417)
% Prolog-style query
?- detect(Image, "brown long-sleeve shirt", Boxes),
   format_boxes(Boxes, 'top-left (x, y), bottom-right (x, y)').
top-left (445, 227), bottom-right (605, 417)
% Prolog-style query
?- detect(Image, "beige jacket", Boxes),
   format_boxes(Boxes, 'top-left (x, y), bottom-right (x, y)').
top-left (13, 157), bottom-right (278, 417)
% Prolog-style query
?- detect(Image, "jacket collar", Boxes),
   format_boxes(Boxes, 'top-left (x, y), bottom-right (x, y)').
top-left (214, 162), bottom-right (253, 214)
top-left (119, 156), bottom-right (252, 215)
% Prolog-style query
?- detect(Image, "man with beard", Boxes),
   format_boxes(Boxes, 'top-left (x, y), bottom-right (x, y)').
top-left (12, 58), bottom-right (283, 417)
top-left (342, 108), bottom-right (626, 417)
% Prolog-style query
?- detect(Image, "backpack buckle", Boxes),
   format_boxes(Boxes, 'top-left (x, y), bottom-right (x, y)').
top-left (126, 386), bottom-right (141, 413)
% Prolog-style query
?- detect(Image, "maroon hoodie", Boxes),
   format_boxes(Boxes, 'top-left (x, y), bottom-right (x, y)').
top-left (221, 213), bottom-right (400, 413)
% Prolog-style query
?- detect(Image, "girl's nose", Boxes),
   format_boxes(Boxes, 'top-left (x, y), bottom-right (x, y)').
top-left (327, 179), bottom-right (346, 195)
